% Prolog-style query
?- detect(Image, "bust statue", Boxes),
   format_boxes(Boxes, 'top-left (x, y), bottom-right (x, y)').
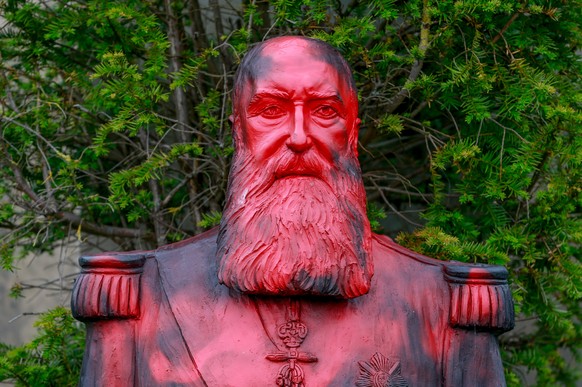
top-left (72, 36), bottom-right (514, 386)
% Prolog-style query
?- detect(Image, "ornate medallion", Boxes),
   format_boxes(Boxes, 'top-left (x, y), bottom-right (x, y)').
top-left (356, 352), bottom-right (408, 387)
top-left (264, 299), bottom-right (317, 386)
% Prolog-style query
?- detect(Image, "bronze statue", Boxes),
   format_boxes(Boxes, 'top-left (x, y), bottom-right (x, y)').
top-left (72, 36), bottom-right (514, 386)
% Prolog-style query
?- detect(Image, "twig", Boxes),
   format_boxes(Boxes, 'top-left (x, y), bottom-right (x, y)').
top-left (491, 13), bottom-right (520, 44)
top-left (370, 180), bottom-right (424, 227)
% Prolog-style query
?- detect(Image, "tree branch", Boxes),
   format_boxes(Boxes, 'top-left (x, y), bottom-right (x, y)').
top-left (384, 0), bottom-right (431, 114)
top-left (0, 138), bottom-right (147, 240)
top-left (189, 0), bottom-right (210, 53)
top-left (370, 179), bottom-right (424, 227)
top-left (491, 12), bottom-right (520, 44)
top-left (55, 212), bottom-right (147, 239)
top-left (164, 0), bottom-right (191, 144)
top-left (0, 147), bottom-right (42, 207)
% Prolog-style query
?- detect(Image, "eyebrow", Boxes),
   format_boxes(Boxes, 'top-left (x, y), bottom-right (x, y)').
top-left (248, 90), bottom-right (343, 106)
top-left (248, 91), bottom-right (290, 106)
top-left (307, 91), bottom-right (343, 102)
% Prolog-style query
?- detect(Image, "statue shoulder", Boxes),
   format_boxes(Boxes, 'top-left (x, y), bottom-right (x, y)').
top-left (444, 262), bottom-right (515, 333)
top-left (71, 228), bottom-right (219, 321)
top-left (71, 252), bottom-right (147, 321)
top-left (372, 233), bottom-right (448, 268)
top-left (372, 233), bottom-right (514, 332)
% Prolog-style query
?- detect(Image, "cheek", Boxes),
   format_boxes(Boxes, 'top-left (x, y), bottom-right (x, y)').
top-left (310, 119), bottom-right (349, 156)
top-left (245, 117), bottom-right (290, 160)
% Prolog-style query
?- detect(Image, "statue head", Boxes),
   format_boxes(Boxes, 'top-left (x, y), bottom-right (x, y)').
top-left (231, 36), bottom-right (360, 158)
top-left (217, 36), bottom-right (373, 299)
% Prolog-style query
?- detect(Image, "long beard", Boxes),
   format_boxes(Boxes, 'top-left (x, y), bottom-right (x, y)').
top-left (216, 146), bottom-right (373, 299)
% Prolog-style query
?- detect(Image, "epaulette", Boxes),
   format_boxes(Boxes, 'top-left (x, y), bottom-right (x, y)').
top-left (71, 253), bottom-right (146, 321)
top-left (444, 263), bottom-right (515, 333)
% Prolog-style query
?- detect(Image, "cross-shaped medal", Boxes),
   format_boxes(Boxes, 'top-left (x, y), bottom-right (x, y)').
top-left (265, 300), bottom-right (318, 386)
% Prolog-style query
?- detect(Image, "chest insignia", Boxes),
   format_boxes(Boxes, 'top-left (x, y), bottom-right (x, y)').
top-left (262, 299), bottom-right (318, 386)
top-left (356, 352), bottom-right (408, 387)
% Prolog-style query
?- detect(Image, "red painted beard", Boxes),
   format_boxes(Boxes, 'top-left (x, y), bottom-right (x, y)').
top-left (216, 143), bottom-right (373, 299)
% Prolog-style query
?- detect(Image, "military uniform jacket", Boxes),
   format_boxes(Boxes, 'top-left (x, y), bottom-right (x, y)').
top-left (72, 228), bottom-right (514, 386)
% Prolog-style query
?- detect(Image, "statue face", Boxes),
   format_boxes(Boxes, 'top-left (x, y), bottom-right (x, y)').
top-left (238, 41), bottom-right (357, 169)
top-left (218, 37), bottom-right (373, 299)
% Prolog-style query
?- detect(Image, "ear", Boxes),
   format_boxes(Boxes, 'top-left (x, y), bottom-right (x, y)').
top-left (228, 114), bottom-right (235, 135)
top-left (231, 114), bottom-right (243, 151)
top-left (349, 118), bottom-right (361, 156)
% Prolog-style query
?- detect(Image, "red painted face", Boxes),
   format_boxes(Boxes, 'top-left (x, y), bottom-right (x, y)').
top-left (238, 41), bottom-right (359, 169)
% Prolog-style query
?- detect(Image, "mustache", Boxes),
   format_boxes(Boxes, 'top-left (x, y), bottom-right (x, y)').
top-left (247, 150), bottom-right (335, 201)
top-left (273, 149), bottom-right (329, 178)
top-left (226, 145), bottom-right (363, 214)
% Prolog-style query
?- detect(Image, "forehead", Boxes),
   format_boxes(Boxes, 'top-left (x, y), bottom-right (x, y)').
top-left (249, 41), bottom-right (343, 97)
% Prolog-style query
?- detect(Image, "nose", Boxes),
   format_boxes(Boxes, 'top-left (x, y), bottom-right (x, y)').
top-left (286, 105), bottom-right (312, 153)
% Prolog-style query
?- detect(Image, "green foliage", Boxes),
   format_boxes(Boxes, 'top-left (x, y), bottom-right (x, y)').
top-left (396, 226), bottom-right (509, 265)
top-left (0, 0), bottom-right (580, 385)
top-left (367, 202), bottom-right (387, 232)
top-left (197, 210), bottom-right (222, 229)
top-left (0, 307), bottom-right (84, 386)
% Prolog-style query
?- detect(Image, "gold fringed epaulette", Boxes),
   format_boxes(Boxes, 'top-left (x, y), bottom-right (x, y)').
top-left (71, 253), bottom-right (146, 321)
top-left (444, 263), bottom-right (515, 333)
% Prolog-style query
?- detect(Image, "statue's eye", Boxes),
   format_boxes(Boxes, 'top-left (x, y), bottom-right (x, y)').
top-left (260, 105), bottom-right (285, 118)
top-left (313, 105), bottom-right (338, 119)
